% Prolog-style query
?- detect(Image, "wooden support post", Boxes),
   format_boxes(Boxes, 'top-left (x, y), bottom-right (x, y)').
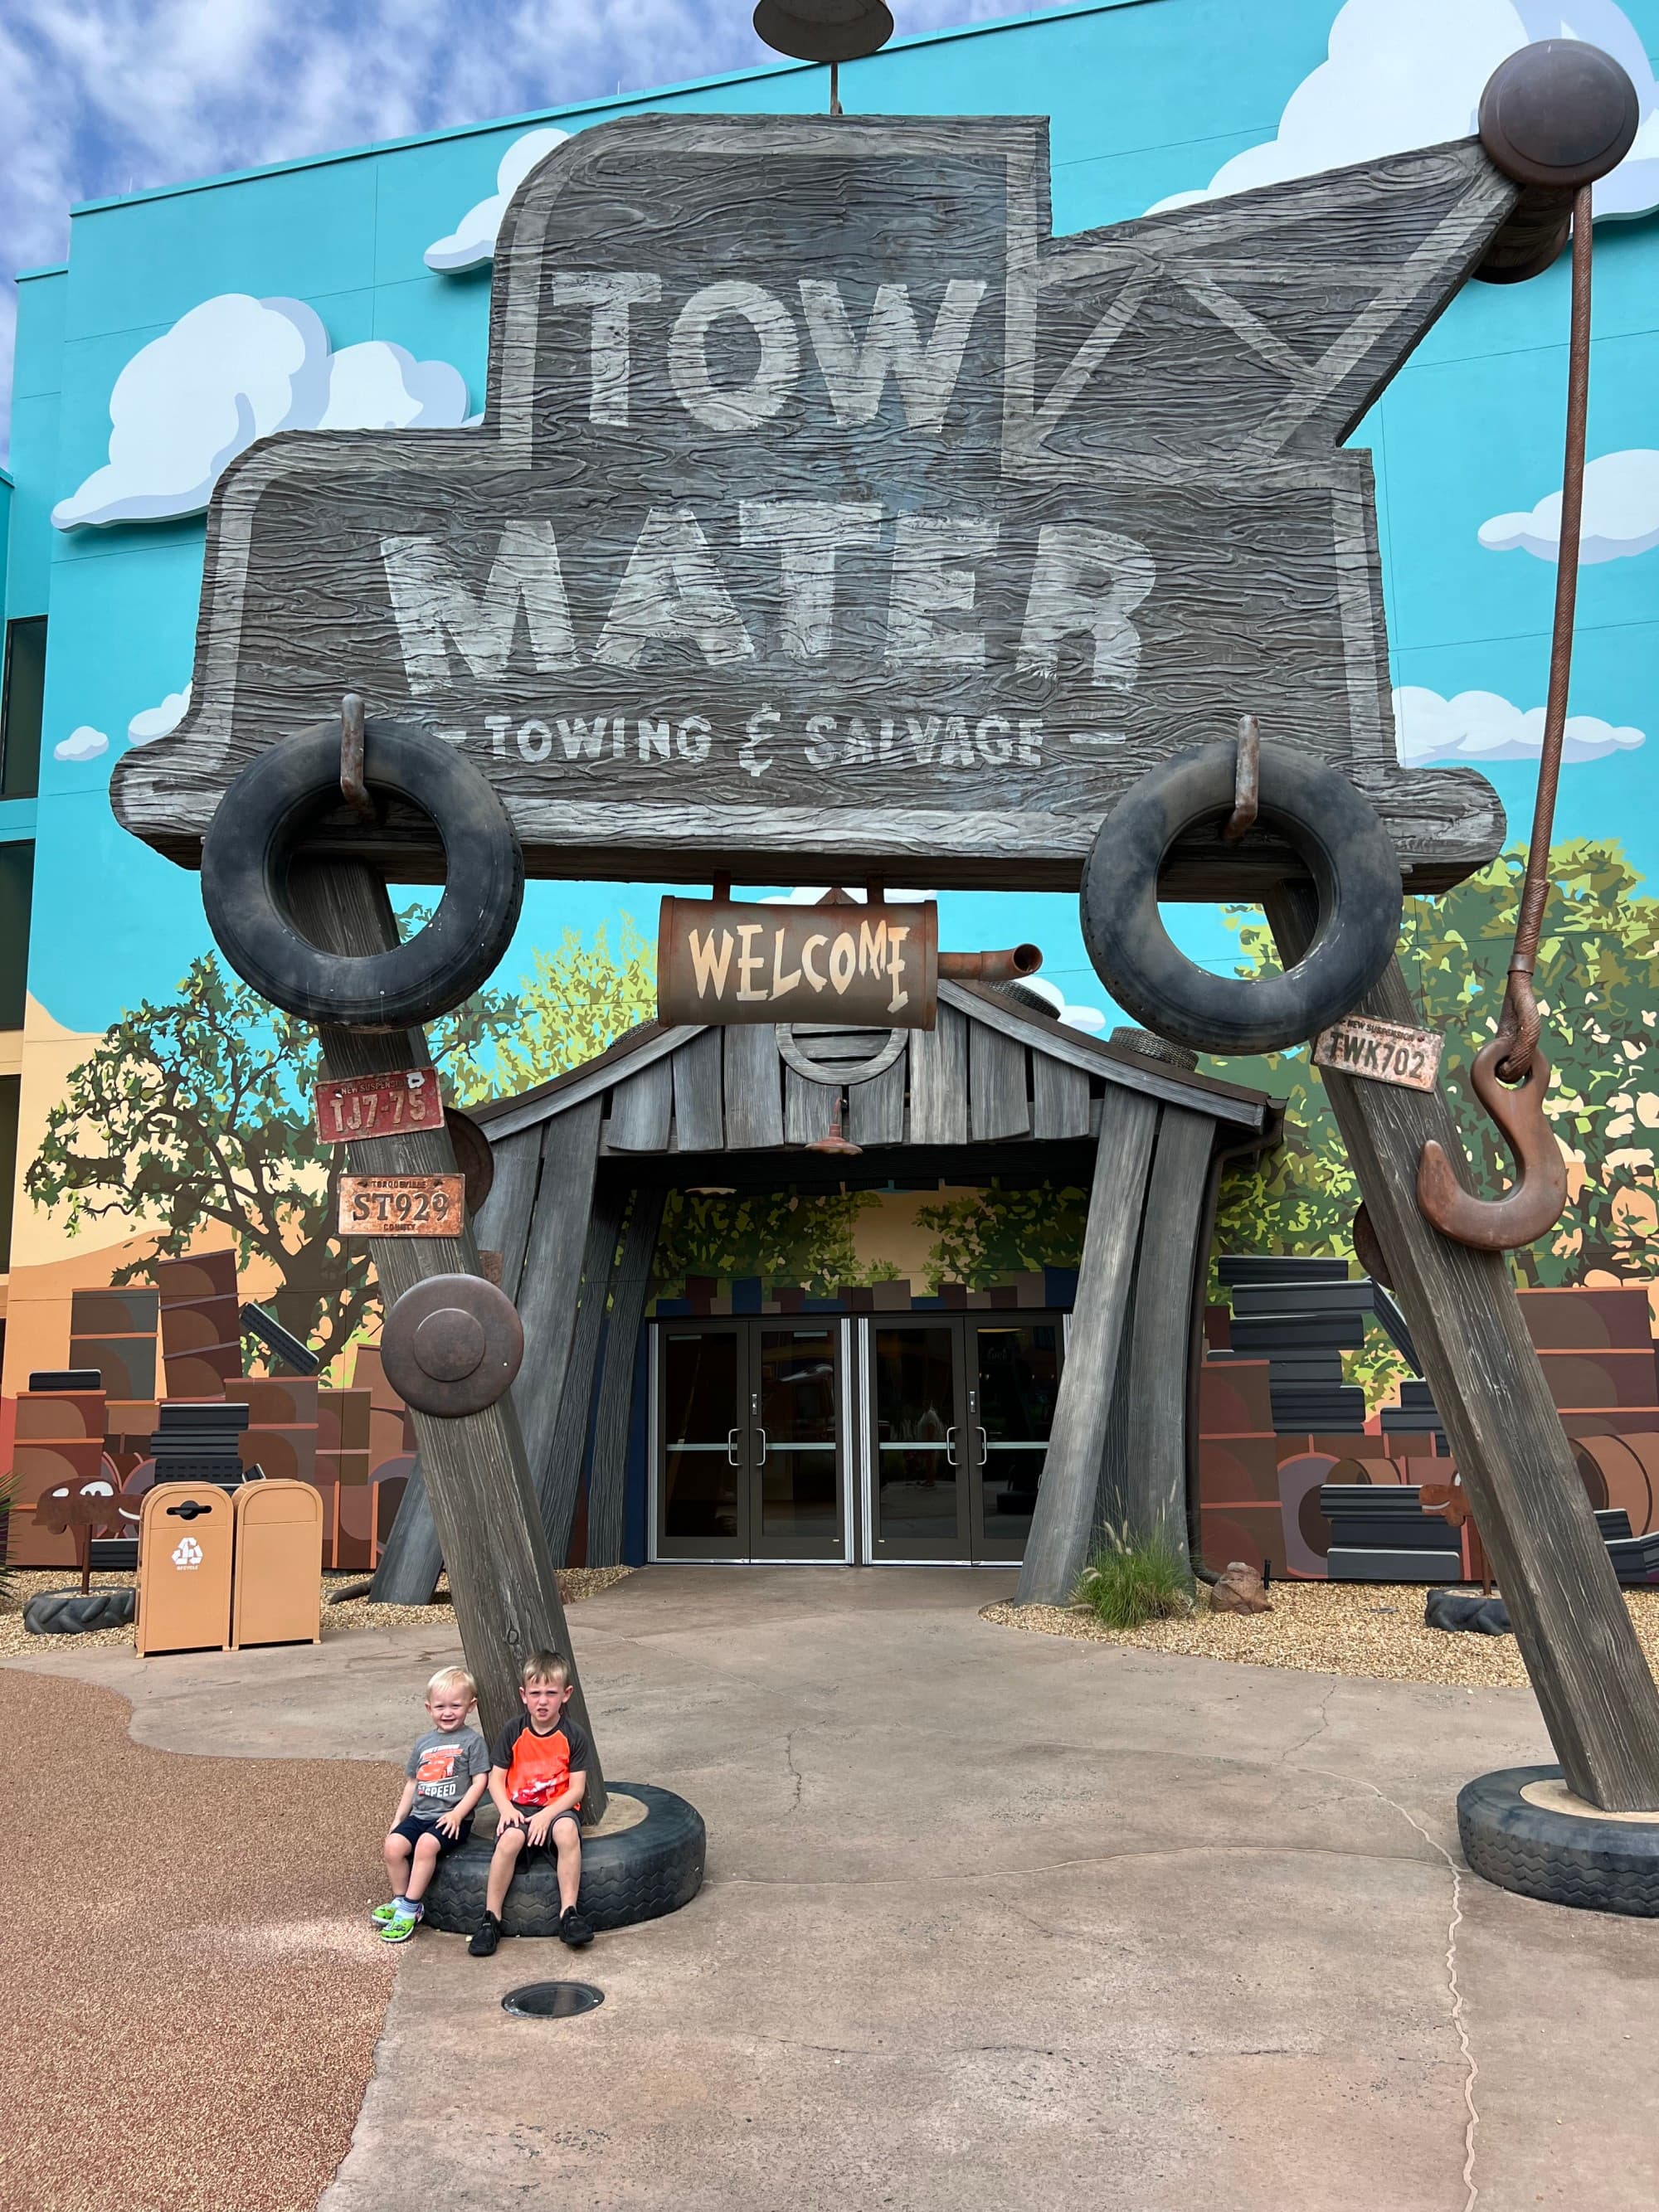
top-left (1269, 883), bottom-right (1659, 1811)
top-left (1101, 1105), bottom-right (1214, 1566)
top-left (515, 1101), bottom-right (605, 1524)
top-left (368, 1454), bottom-right (444, 1607)
top-left (541, 1185), bottom-right (627, 1562)
top-left (1015, 1090), bottom-right (1159, 1606)
top-left (586, 1187), bottom-right (666, 1566)
top-left (289, 860), bottom-right (607, 1816)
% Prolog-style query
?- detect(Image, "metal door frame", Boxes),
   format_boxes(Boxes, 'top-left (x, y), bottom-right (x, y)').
top-left (648, 1316), bottom-right (852, 1566)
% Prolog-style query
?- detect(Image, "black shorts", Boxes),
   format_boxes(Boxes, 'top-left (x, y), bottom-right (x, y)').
top-left (502, 1805), bottom-right (581, 1854)
top-left (390, 1812), bottom-right (473, 1854)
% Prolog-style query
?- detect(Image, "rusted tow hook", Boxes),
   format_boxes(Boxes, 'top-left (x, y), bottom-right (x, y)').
top-left (1415, 1036), bottom-right (1568, 1252)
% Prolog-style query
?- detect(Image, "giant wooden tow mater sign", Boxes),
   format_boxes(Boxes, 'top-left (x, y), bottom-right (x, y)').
top-left (113, 116), bottom-right (1521, 892)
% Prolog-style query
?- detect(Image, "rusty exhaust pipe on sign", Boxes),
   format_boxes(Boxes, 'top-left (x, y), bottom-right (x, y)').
top-left (937, 945), bottom-right (1043, 983)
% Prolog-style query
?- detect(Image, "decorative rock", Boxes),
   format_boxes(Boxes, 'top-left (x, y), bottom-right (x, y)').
top-left (1426, 1589), bottom-right (1513, 1636)
top-left (1209, 1561), bottom-right (1272, 1614)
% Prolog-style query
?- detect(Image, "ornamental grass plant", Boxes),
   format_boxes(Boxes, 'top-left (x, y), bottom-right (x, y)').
top-left (1075, 1525), bottom-right (1194, 1631)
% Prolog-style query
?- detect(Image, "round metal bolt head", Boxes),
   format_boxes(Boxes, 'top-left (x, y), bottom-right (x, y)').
top-left (412, 1306), bottom-right (488, 1383)
top-left (1479, 40), bottom-right (1639, 189)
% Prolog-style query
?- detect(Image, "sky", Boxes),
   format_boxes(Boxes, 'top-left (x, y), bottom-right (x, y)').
top-left (0, 0), bottom-right (1036, 454)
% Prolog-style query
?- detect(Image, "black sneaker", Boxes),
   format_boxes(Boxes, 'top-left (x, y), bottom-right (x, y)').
top-left (468, 1912), bottom-right (501, 1957)
top-left (558, 1905), bottom-right (594, 1948)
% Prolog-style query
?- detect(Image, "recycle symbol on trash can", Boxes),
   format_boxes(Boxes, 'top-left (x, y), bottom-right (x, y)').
top-left (171, 1536), bottom-right (203, 1570)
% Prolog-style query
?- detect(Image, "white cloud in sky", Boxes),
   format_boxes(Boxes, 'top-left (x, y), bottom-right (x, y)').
top-left (1478, 449), bottom-right (1659, 562)
top-left (1394, 683), bottom-right (1644, 765)
top-left (51, 295), bottom-right (469, 527)
top-left (759, 886), bottom-right (936, 904)
top-left (127, 683), bottom-right (192, 744)
top-left (1148, 1), bottom-right (1659, 221)
top-left (53, 724), bottom-right (109, 762)
top-left (1014, 976), bottom-right (1107, 1033)
top-left (425, 127), bottom-right (571, 270)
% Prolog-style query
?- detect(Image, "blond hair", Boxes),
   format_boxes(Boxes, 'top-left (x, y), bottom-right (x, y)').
top-left (426, 1665), bottom-right (477, 1704)
top-left (519, 1649), bottom-right (571, 1689)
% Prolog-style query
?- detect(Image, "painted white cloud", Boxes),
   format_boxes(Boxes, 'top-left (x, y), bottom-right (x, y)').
top-left (1479, 449), bottom-right (1659, 562)
top-left (1394, 683), bottom-right (1644, 765)
top-left (1148, 2), bottom-right (1659, 221)
top-left (1018, 976), bottom-right (1108, 1033)
top-left (425, 128), bottom-right (571, 272)
top-left (759, 887), bottom-right (937, 905)
top-left (127, 684), bottom-right (192, 746)
top-left (52, 297), bottom-right (469, 530)
top-left (53, 725), bottom-right (109, 763)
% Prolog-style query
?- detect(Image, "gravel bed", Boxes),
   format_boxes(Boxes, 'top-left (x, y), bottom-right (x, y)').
top-left (0, 1564), bottom-right (633, 1655)
top-left (984, 1580), bottom-right (1659, 1689)
top-left (1, 1669), bottom-right (397, 2212)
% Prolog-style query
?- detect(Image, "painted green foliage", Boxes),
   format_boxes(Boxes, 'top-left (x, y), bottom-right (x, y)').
top-left (487, 917), bottom-right (657, 1091)
top-left (1206, 839), bottom-right (1659, 1291)
top-left (913, 1184), bottom-right (1088, 1290)
top-left (652, 1189), bottom-right (879, 1298)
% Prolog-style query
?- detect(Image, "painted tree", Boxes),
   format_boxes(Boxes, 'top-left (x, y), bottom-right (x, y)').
top-left (652, 1188), bottom-right (877, 1298)
top-left (27, 947), bottom-right (518, 1364)
top-left (484, 916), bottom-right (657, 1091)
top-left (1206, 839), bottom-right (1659, 1291)
top-left (914, 1182), bottom-right (1089, 1290)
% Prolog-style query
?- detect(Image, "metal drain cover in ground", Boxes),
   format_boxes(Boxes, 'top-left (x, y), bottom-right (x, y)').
top-left (502, 1981), bottom-right (605, 2020)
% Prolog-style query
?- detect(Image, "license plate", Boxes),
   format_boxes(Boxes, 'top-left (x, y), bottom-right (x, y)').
top-left (315, 1067), bottom-right (444, 1144)
top-left (1312, 1016), bottom-right (1443, 1091)
top-left (338, 1173), bottom-right (465, 1237)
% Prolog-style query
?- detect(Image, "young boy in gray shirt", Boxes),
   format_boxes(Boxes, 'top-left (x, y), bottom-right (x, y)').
top-left (376, 1665), bottom-right (490, 1943)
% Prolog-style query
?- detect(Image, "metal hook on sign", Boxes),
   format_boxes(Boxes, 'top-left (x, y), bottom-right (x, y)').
top-left (1415, 1036), bottom-right (1568, 1252)
top-left (1223, 713), bottom-right (1260, 842)
top-left (339, 693), bottom-right (374, 819)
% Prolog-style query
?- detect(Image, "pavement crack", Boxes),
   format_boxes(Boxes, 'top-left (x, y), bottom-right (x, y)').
top-left (1278, 1682), bottom-right (1337, 1765)
top-left (1311, 1767), bottom-right (1479, 2212)
top-left (783, 1731), bottom-right (803, 1813)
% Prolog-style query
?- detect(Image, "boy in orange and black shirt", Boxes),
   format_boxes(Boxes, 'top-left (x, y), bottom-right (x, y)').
top-left (468, 1649), bottom-right (595, 1957)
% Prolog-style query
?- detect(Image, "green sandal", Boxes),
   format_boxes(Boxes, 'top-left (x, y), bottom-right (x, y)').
top-left (379, 1910), bottom-right (421, 1944)
top-left (372, 1902), bottom-right (401, 1925)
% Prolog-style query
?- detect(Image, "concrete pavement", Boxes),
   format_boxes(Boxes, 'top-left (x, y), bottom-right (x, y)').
top-left (13, 1566), bottom-right (1657, 2210)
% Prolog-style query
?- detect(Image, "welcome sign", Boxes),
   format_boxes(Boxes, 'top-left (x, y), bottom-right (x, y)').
top-left (114, 116), bottom-right (1520, 891)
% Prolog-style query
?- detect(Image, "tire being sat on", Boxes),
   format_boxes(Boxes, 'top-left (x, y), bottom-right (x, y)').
top-left (425, 1782), bottom-right (707, 1937)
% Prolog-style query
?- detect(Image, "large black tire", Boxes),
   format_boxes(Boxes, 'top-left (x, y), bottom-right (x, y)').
top-left (200, 718), bottom-right (523, 1029)
top-left (24, 1587), bottom-right (137, 1636)
top-left (1080, 742), bottom-right (1403, 1054)
top-left (1457, 1764), bottom-right (1659, 1917)
top-left (423, 1783), bottom-right (705, 1936)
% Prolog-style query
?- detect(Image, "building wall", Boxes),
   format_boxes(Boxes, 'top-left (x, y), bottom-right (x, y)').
top-left (3, 0), bottom-right (1659, 1424)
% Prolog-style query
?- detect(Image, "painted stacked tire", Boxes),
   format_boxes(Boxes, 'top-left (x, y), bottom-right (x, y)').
top-left (200, 718), bottom-right (523, 1030)
top-left (1457, 1764), bottom-right (1659, 1916)
top-left (422, 1783), bottom-right (706, 1936)
top-left (1080, 742), bottom-right (1403, 1055)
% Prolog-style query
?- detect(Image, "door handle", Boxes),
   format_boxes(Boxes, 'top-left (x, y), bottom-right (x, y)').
top-left (944, 1425), bottom-right (958, 1467)
top-left (727, 1427), bottom-right (741, 1466)
top-left (976, 1427), bottom-right (989, 1464)
top-left (754, 1427), bottom-right (768, 1466)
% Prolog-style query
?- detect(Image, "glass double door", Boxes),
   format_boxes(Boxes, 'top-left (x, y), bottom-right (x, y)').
top-left (868, 1316), bottom-right (1063, 1563)
top-left (657, 1321), bottom-right (844, 1561)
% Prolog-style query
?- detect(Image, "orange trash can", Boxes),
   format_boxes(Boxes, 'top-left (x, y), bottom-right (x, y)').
top-left (231, 1480), bottom-right (324, 1650)
top-left (137, 1485), bottom-right (235, 1655)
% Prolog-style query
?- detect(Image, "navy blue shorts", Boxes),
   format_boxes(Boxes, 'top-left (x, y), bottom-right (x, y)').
top-left (501, 1805), bottom-right (581, 1855)
top-left (390, 1812), bottom-right (473, 1855)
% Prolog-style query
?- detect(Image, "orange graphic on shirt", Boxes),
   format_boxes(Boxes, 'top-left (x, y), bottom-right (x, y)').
top-left (416, 1747), bottom-right (461, 1785)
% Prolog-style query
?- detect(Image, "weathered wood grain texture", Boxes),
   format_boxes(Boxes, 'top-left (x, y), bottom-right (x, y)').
top-left (671, 1027), bottom-right (724, 1151)
top-left (586, 1188), bottom-right (666, 1566)
top-left (848, 1050), bottom-right (907, 1146)
top-left (114, 124), bottom-right (1518, 893)
top-left (910, 1002), bottom-right (969, 1145)
top-left (723, 1023), bottom-right (784, 1149)
top-left (1096, 1106), bottom-right (1214, 1564)
top-left (1016, 1089), bottom-right (1159, 1606)
top-left (539, 1183), bottom-right (626, 1563)
top-left (786, 1067), bottom-right (839, 1145)
top-left (970, 1022), bottom-right (1030, 1141)
top-left (1269, 883), bottom-right (1659, 1811)
top-left (1031, 1053), bottom-right (1093, 1140)
top-left (367, 1455), bottom-right (444, 1607)
top-left (474, 1125), bottom-right (542, 1302)
top-left (606, 1057), bottom-right (674, 1152)
top-left (285, 859), bottom-right (605, 1812)
top-left (513, 1100), bottom-right (605, 1534)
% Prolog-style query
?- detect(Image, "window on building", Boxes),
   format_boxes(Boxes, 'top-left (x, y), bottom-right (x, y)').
top-left (0, 1074), bottom-right (18, 1272)
top-left (0, 842), bottom-right (34, 1028)
top-left (1, 617), bottom-right (47, 800)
